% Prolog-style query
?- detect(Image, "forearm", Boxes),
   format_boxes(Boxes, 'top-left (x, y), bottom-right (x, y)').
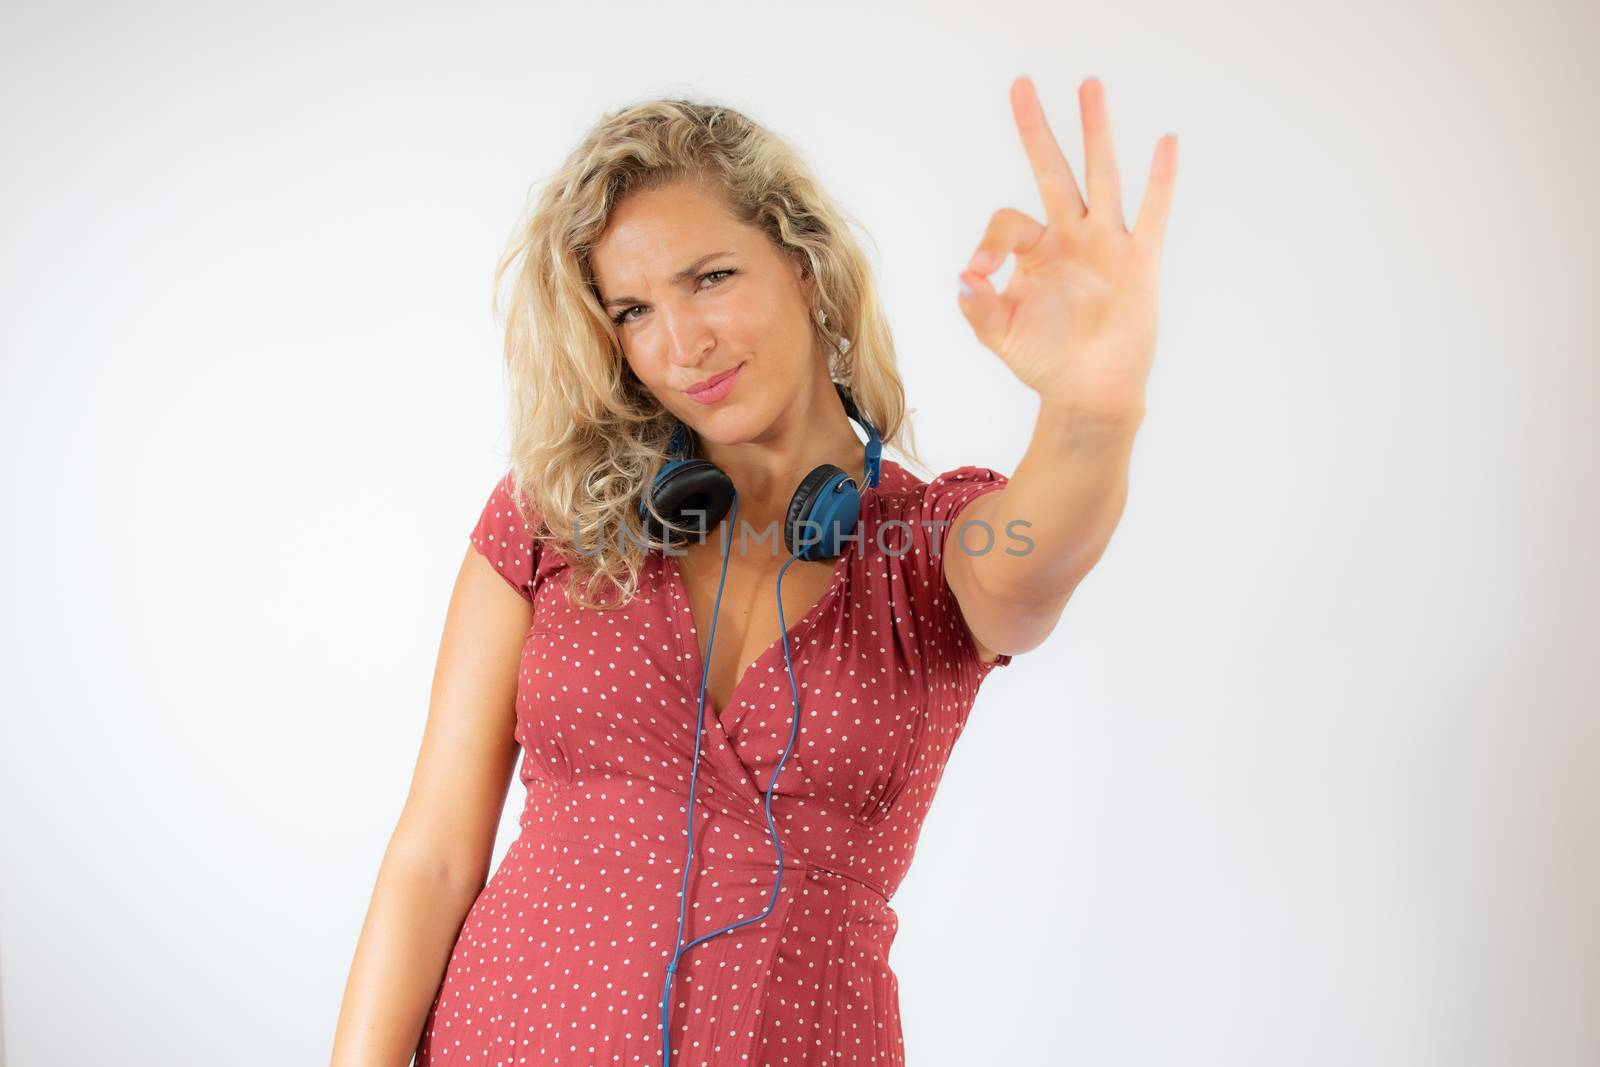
top-left (330, 850), bottom-right (483, 1066)
top-left (971, 400), bottom-right (1143, 608)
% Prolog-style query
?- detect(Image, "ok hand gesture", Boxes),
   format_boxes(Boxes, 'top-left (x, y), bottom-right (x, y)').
top-left (958, 76), bottom-right (1178, 422)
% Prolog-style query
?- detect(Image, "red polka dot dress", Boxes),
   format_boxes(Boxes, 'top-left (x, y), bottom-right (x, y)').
top-left (414, 458), bottom-right (1016, 1066)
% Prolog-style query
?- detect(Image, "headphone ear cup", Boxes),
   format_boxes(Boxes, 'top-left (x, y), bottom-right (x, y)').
top-left (785, 464), bottom-right (862, 561)
top-left (641, 459), bottom-right (734, 544)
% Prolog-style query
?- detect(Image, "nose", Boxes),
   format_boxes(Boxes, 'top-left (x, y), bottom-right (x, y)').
top-left (659, 300), bottom-right (714, 369)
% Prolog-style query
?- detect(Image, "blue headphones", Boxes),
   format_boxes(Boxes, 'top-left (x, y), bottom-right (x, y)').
top-left (645, 380), bottom-right (883, 1067)
top-left (639, 380), bottom-right (884, 560)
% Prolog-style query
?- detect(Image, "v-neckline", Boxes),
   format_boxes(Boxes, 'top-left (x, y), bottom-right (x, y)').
top-left (664, 536), bottom-right (856, 734)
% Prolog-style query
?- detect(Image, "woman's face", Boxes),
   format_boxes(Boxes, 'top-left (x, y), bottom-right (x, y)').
top-left (589, 178), bottom-right (818, 445)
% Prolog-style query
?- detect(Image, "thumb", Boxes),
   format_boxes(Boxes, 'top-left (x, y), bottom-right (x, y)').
top-left (957, 269), bottom-right (1007, 352)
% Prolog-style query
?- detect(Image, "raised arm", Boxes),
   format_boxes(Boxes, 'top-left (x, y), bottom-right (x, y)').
top-left (948, 75), bottom-right (1177, 657)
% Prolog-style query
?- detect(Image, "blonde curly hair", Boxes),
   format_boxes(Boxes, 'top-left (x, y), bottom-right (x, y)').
top-left (491, 94), bottom-right (927, 610)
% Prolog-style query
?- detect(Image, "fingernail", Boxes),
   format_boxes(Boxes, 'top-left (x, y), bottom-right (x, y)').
top-left (960, 281), bottom-right (975, 299)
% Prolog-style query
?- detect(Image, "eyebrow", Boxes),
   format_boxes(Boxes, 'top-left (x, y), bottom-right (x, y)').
top-left (599, 251), bottom-right (736, 308)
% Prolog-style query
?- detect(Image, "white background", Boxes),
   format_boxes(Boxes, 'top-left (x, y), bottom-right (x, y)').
top-left (3, 1), bottom-right (1597, 1064)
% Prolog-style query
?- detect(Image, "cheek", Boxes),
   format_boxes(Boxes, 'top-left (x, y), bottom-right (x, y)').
top-left (723, 293), bottom-right (804, 353)
top-left (622, 350), bottom-right (683, 410)
top-left (620, 348), bottom-right (662, 388)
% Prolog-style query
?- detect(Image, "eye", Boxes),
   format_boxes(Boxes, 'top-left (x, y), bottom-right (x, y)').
top-left (610, 268), bottom-right (738, 326)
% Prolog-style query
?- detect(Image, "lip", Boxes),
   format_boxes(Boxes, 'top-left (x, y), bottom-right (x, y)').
top-left (684, 362), bottom-right (743, 404)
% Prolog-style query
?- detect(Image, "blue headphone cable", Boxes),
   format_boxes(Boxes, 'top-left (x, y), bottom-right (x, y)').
top-left (658, 487), bottom-right (813, 1067)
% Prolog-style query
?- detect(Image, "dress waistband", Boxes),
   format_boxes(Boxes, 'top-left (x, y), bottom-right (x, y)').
top-left (802, 858), bottom-right (890, 902)
top-left (521, 782), bottom-right (901, 904)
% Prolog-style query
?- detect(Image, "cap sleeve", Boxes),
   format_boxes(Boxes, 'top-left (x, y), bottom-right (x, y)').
top-left (469, 469), bottom-right (543, 603)
top-left (906, 465), bottom-right (1015, 675)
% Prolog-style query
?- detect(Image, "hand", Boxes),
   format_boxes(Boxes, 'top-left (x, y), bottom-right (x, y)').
top-left (958, 75), bottom-right (1178, 422)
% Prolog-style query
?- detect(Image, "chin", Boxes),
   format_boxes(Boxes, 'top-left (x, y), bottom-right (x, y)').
top-left (685, 404), bottom-right (757, 446)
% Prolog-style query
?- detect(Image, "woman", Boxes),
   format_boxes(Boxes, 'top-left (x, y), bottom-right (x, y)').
top-left (332, 75), bottom-right (1177, 1066)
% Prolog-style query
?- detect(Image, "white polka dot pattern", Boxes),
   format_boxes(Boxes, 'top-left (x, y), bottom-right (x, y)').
top-left (415, 460), bottom-right (1015, 1065)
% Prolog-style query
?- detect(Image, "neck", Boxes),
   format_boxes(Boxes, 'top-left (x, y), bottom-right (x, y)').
top-left (699, 372), bottom-right (866, 534)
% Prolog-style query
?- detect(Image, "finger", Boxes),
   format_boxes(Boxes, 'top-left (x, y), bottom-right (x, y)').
top-left (1011, 75), bottom-right (1086, 227)
top-left (1080, 77), bottom-right (1125, 229)
top-left (966, 207), bottom-right (1047, 280)
top-left (957, 266), bottom-right (1008, 353)
top-left (1132, 134), bottom-right (1179, 257)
